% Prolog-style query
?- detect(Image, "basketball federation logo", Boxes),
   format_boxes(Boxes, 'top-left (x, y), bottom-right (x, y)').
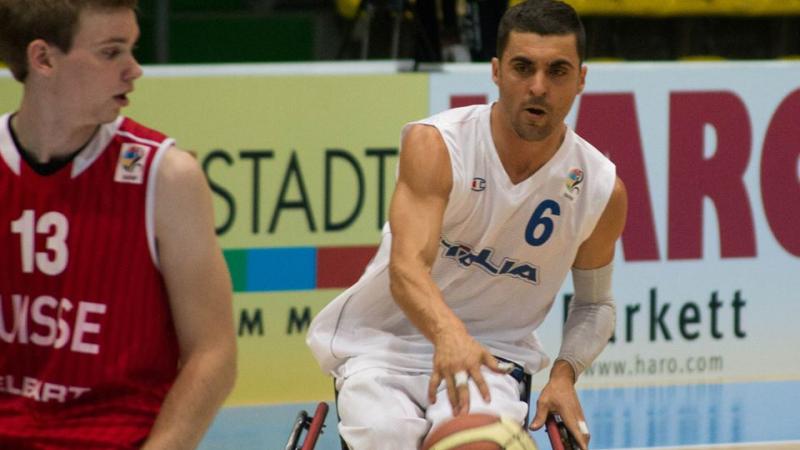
top-left (564, 168), bottom-right (584, 200)
top-left (114, 143), bottom-right (150, 184)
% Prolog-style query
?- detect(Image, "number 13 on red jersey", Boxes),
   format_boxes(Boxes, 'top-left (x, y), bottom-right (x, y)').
top-left (10, 210), bottom-right (69, 276)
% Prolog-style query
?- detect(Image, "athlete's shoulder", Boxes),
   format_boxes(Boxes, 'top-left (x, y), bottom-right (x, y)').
top-left (405, 104), bottom-right (489, 148)
top-left (158, 146), bottom-right (202, 181)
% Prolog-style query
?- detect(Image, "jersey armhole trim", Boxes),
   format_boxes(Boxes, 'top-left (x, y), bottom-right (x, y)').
top-left (145, 138), bottom-right (175, 269)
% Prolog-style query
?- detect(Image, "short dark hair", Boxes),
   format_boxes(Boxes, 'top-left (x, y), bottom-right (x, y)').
top-left (0, 0), bottom-right (138, 82)
top-left (496, 0), bottom-right (586, 63)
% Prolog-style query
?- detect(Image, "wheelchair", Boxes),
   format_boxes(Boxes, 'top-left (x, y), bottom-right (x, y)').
top-left (285, 357), bottom-right (547, 450)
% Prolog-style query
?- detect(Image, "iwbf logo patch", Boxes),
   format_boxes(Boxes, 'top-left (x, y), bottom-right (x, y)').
top-left (114, 143), bottom-right (150, 184)
top-left (563, 168), bottom-right (584, 200)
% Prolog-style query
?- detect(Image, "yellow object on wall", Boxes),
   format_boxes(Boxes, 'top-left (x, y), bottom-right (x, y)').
top-left (336, 0), bottom-right (361, 19)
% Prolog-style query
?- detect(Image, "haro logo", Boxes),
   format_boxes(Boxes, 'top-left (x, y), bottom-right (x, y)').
top-left (471, 177), bottom-right (486, 192)
top-left (564, 168), bottom-right (584, 200)
top-left (440, 238), bottom-right (538, 284)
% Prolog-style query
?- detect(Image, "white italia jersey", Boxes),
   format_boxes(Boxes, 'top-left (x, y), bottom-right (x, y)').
top-left (307, 104), bottom-right (616, 377)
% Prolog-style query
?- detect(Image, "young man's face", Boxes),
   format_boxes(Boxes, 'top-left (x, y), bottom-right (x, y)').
top-left (492, 30), bottom-right (586, 142)
top-left (48, 7), bottom-right (142, 125)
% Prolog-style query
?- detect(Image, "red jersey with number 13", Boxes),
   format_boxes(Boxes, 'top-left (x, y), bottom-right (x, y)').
top-left (0, 114), bottom-right (180, 449)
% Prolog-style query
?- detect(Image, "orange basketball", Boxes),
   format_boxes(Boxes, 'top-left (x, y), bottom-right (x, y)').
top-left (421, 414), bottom-right (538, 450)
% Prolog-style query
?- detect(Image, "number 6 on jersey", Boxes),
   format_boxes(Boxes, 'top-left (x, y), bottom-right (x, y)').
top-left (525, 199), bottom-right (561, 246)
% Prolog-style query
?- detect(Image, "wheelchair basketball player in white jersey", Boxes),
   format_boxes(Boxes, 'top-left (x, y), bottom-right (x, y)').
top-left (307, 1), bottom-right (628, 449)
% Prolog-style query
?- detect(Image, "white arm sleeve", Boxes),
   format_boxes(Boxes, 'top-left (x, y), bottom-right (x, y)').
top-left (556, 262), bottom-right (616, 379)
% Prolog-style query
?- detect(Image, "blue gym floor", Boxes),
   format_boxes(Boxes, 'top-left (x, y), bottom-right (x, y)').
top-left (199, 380), bottom-right (800, 450)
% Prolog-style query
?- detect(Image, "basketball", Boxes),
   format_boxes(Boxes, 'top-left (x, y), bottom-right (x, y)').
top-left (421, 414), bottom-right (538, 450)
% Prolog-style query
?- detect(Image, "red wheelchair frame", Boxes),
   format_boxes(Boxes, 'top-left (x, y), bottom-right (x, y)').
top-left (285, 402), bottom-right (330, 450)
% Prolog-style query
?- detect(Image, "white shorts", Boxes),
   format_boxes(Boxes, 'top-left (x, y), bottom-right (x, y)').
top-left (335, 365), bottom-right (528, 450)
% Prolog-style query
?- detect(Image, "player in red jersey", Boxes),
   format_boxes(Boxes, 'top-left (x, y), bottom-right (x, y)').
top-left (0, 1), bottom-right (237, 448)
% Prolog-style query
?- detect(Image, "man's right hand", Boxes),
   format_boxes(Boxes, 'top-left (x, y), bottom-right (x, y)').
top-left (427, 329), bottom-right (505, 416)
top-left (387, 125), bottom-right (508, 415)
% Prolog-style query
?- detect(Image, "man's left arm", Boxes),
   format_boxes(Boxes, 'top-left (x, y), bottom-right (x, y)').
top-left (530, 176), bottom-right (628, 450)
top-left (142, 148), bottom-right (237, 450)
